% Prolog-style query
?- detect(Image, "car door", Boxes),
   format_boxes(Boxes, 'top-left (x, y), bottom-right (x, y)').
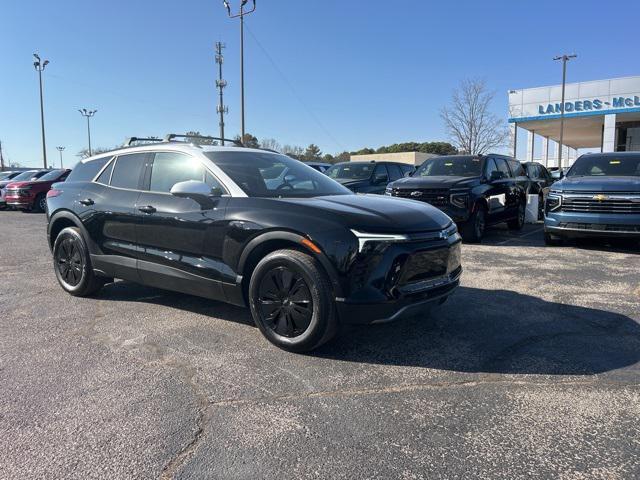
top-left (135, 151), bottom-right (230, 301)
top-left (484, 157), bottom-right (512, 223)
top-left (80, 152), bottom-right (147, 282)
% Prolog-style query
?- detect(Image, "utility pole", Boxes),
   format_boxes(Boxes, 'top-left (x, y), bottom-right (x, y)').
top-left (78, 109), bottom-right (97, 156)
top-left (215, 42), bottom-right (229, 145)
top-left (56, 146), bottom-right (65, 168)
top-left (553, 54), bottom-right (577, 169)
top-left (33, 53), bottom-right (50, 168)
top-left (0, 140), bottom-right (5, 171)
top-left (223, 0), bottom-right (256, 141)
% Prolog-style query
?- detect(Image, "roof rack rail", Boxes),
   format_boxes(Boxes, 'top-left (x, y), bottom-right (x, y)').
top-left (164, 134), bottom-right (244, 147)
top-left (123, 137), bottom-right (163, 147)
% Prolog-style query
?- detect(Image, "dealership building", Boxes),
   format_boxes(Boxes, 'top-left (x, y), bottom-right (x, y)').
top-left (509, 75), bottom-right (640, 167)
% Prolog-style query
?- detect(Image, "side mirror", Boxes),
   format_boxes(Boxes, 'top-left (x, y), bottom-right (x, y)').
top-left (373, 173), bottom-right (388, 185)
top-left (489, 171), bottom-right (503, 182)
top-left (170, 180), bottom-right (222, 207)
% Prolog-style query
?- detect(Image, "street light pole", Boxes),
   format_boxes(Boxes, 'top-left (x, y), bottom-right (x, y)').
top-left (56, 146), bottom-right (65, 168)
top-left (553, 54), bottom-right (577, 169)
top-left (78, 109), bottom-right (97, 156)
top-left (33, 53), bottom-right (50, 169)
top-left (223, 0), bottom-right (256, 141)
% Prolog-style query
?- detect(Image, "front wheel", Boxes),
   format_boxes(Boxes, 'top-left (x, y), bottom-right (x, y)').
top-left (460, 204), bottom-right (486, 243)
top-left (248, 249), bottom-right (337, 352)
top-left (507, 200), bottom-right (526, 230)
top-left (53, 227), bottom-right (105, 296)
top-left (33, 193), bottom-right (47, 213)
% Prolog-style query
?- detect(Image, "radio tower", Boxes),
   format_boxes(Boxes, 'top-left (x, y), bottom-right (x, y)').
top-left (215, 42), bottom-right (228, 145)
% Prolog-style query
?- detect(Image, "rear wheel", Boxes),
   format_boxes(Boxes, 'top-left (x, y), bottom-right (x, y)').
top-left (507, 199), bottom-right (526, 230)
top-left (249, 249), bottom-right (337, 352)
top-left (53, 227), bottom-right (105, 296)
top-left (461, 204), bottom-right (486, 243)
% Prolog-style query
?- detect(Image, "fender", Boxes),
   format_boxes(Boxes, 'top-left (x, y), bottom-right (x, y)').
top-left (47, 209), bottom-right (99, 255)
top-left (237, 230), bottom-right (345, 298)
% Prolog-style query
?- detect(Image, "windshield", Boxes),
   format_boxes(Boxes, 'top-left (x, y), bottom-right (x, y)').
top-left (415, 156), bottom-right (482, 177)
top-left (0, 172), bottom-right (15, 180)
top-left (325, 163), bottom-right (374, 180)
top-left (37, 169), bottom-right (66, 182)
top-left (9, 171), bottom-right (40, 182)
top-left (568, 154), bottom-right (640, 177)
top-left (205, 151), bottom-right (352, 198)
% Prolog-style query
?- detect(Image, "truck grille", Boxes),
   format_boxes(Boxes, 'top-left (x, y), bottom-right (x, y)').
top-left (392, 188), bottom-right (450, 207)
top-left (561, 194), bottom-right (640, 214)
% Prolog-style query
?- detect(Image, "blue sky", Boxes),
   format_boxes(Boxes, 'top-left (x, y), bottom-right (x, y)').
top-left (1, 0), bottom-right (639, 167)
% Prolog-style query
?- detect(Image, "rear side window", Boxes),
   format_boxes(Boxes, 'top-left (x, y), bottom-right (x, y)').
top-left (65, 156), bottom-right (112, 182)
top-left (110, 153), bottom-right (147, 190)
top-left (400, 164), bottom-right (414, 176)
top-left (508, 160), bottom-right (526, 177)
top-left (95, 159), bottom-right (114, 185)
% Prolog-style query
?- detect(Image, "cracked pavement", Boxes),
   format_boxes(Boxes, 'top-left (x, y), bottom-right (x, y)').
top-left (1, 211), bottom-right (639, 479)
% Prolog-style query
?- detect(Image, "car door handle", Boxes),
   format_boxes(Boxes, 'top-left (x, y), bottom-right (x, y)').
top-left (138, 205), bottom-right (156, 214)
top-left (79, 198), bottom-right (94, 206)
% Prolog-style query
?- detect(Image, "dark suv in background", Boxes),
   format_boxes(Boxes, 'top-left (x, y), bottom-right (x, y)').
top-left (46, 137), bottom-right (461, 352)
top-left (544, 152), bottom-right (640, 245)
top-left (325, 161), bottom-right (414, 194)
top-left (387, 155), bottom-right (527, 242)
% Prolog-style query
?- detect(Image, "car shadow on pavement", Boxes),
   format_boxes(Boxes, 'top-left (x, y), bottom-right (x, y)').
top-left (317, 286), bottom-right (640, 376)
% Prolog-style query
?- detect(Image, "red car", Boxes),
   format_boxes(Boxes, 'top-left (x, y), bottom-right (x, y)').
top-left (5, 169), bottom-right (71, 212)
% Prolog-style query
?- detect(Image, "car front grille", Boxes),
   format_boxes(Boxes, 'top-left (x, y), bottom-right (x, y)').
top-left (392, 188), bottom-right (450, 207)
top-left (561, 194), bottom-right (640, 214)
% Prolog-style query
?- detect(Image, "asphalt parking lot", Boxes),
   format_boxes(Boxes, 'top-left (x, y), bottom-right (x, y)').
top-left (1, 210), bottom-right (639, 479)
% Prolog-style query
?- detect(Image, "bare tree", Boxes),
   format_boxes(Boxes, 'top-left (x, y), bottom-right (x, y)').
top-left (441, 79), bottom-right (509, 155)
top-left (260, 138), bottom-right (281, 152)
top-left (281, 144), bottom-right (305, 160)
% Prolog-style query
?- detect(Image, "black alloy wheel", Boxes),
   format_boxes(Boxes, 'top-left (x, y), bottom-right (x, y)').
top-left (249, 249), bottom-right (338, 352)
top-left (53, 227), bottom-right (105, 296)
top-left (461, 204), bottom-right (486, 243)
top-left (508, 200), bottom-right (526, 230)
top-left (38, 194), bottom-right (47, 213)
top-left (257, 266), bottom-right (313, 337)
top-left (56, 236), bottom-right (84, 287)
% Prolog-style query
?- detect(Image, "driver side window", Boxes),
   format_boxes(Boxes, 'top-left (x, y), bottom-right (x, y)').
top-left (485, 158), bottom-right (499, 179)
top-left (149, 152), bottom-right (226, 194)
top-left (373, 164), bottom-right (389, 181)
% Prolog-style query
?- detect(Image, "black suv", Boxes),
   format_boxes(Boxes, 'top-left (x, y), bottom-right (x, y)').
top-left (325, 161), bottom-right (415, 194)
top-left (387, 155), bottom-right (527, 242)
top-left (46, 137), bottom-right (461, 352)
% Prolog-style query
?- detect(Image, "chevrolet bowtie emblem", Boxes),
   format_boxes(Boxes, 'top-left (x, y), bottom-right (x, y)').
top-left (592, 194), bottom-right (609, 201)
top-left (410, 191), bottom-right (422, 197)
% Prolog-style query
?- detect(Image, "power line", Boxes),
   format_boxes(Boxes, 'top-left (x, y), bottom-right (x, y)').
top-left (244, 24), bottom-right (346, 152)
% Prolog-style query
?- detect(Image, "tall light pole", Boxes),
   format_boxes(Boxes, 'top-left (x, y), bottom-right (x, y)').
top-left (78, 109), bottom-right (97, 156)
top-left (215, 42), bottom-right (229, 145)
top-left (553, 54), bottom-right (577, 169)
top-left (56, 146), bottom-right (65, 168)
top-left (223, 0), bottom-right (256, 141)
top-left (33, 53), bottom-right (50, 168)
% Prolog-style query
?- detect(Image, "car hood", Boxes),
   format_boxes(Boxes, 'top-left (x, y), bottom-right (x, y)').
top-left (277, 194), bottom-right (453, 232)
top-left (554, 176), bottom-right (640, 192)
top-left (389, 175), bottom-right (481, 190)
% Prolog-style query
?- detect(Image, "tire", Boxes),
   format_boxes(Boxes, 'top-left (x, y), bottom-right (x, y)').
top-left (53, 227), bottom-right (105, 296)
top-left (507, 199), bottom-right (526, 230)
top-left (544, 232), bottom-right (565, 246)
top-left (460, 204), bottom-right (486, 243)
top-left (248, 249), bottom-right (338, 352)
top-left (33, 193), bottom-right (47, 213)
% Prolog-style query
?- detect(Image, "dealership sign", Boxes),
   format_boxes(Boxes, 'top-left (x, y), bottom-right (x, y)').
top-left (538, 96), bottom-right (640, 115)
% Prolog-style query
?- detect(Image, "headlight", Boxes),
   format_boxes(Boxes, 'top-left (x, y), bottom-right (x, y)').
top-left (350, 229), bottom-right (409, 253)
top-left (545, 193), bottom-right (562, 214)
top-left (385, 186), bottom-right (393, 196)
top-left (449, 192), bottom-right (469, 209)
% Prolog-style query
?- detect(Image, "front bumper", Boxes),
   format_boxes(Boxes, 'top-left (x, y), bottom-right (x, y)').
top-left (335, 268), bottom-right (461, 324)
top-left (545, 212), bottom-right (640, 238)
top-left (5, 197), bottom-right (34, 209)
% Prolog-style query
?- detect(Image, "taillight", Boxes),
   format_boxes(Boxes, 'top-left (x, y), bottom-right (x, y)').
top-left (47, 189), bottom-right (62, 198)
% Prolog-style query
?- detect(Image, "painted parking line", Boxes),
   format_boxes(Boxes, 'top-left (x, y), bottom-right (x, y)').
top-left (494, 227), bottom-right (544, 246)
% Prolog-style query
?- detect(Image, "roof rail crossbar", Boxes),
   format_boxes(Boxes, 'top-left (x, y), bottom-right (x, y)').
top-left (123, 137), bottom-right (163, 147)
top-left (164, 134), bottom-right (244, 147)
